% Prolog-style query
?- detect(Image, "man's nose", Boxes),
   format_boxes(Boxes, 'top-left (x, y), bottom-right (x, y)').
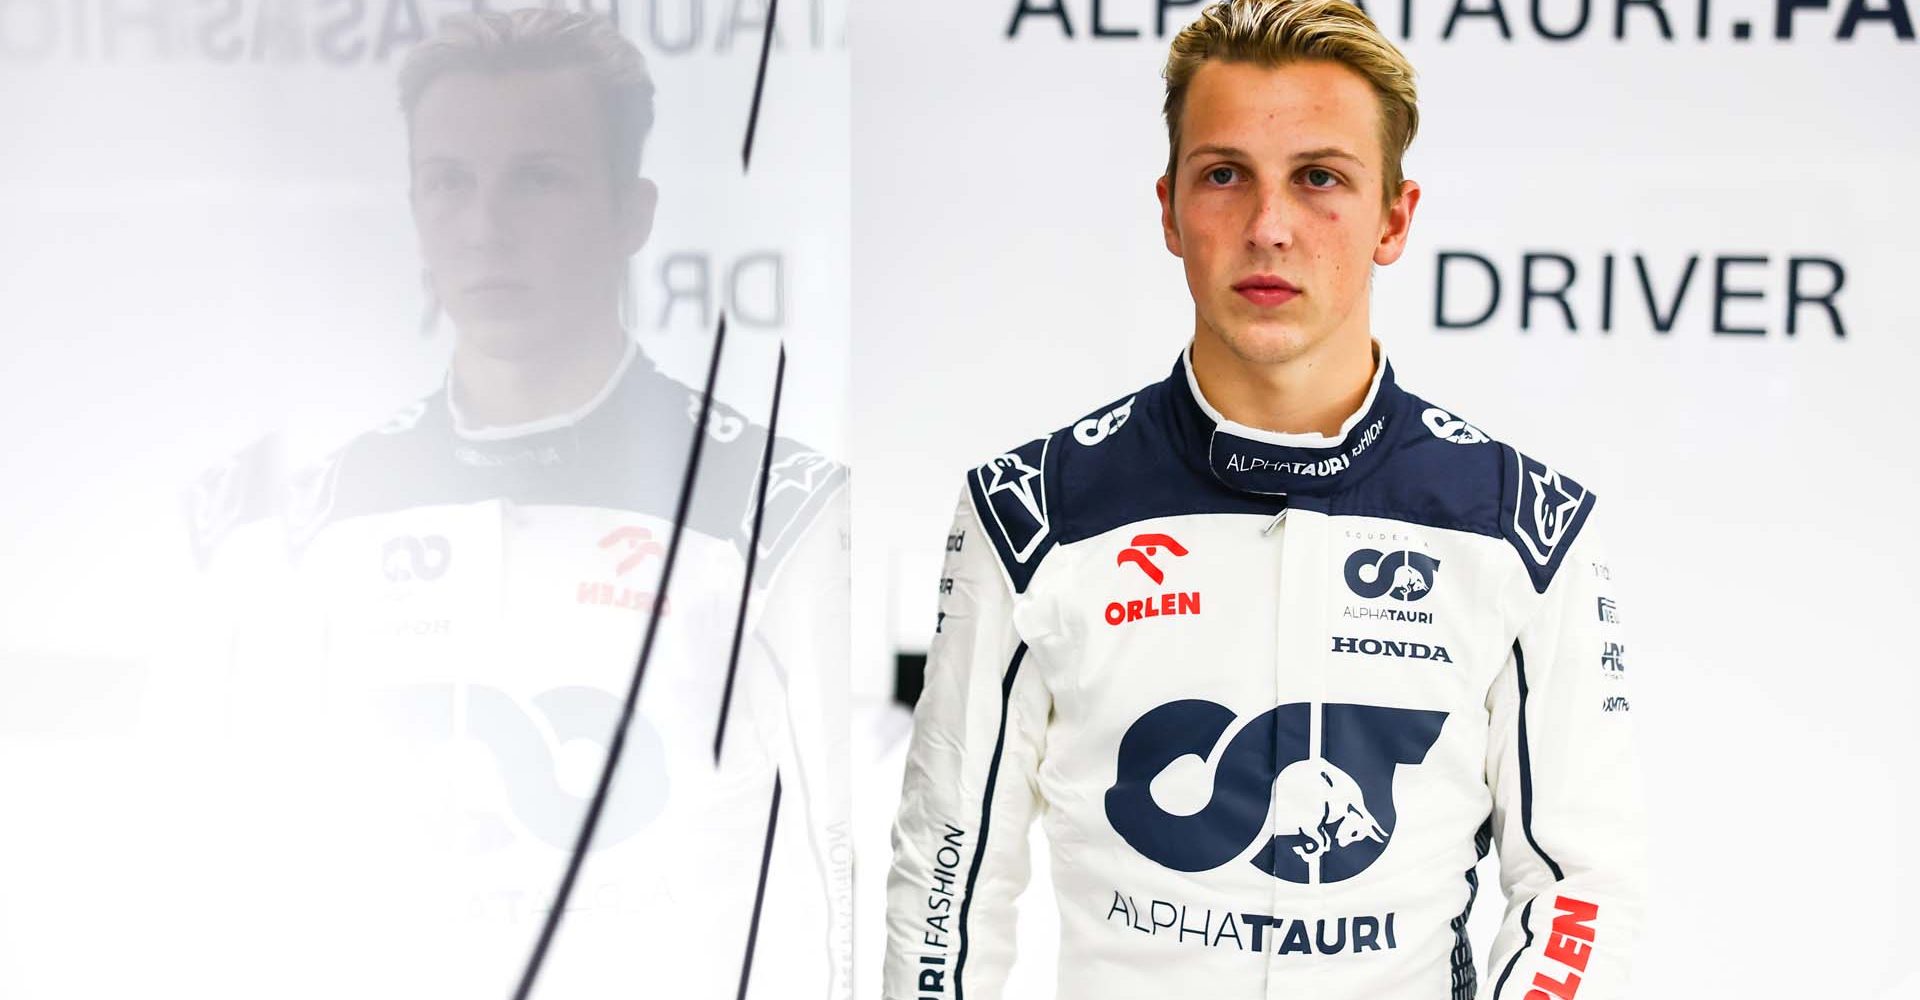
top-left (1245, 181), bottom-right (1294, 249)
top-left (457, 178), bottom-right (516, 250)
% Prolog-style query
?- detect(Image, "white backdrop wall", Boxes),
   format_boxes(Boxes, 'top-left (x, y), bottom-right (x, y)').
top-left (849, 3), bottom-right (1919, 998)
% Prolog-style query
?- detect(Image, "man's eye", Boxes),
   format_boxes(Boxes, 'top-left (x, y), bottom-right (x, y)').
top-left (416, 168), bottom-right (469, 194)
top-left (517, 166), bottom-right (570, 192)
top-left (1205, 166), bottom-right (1237, 185)
top-left (1303, 167), bottom-right (1341, 189)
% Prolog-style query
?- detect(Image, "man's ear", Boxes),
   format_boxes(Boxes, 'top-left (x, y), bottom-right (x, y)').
top-left (1156, 174), bottom-right (1182, 258)
top-left (618, 177), bottom-right (659, 256)
top-left (1371, 178), bottom-right (1419, 267)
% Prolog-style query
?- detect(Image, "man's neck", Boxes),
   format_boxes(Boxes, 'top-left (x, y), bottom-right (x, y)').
top-left (449, 324), bottom-right (629, 431)
top-left (1188, 325), bottom-right (1377, 438)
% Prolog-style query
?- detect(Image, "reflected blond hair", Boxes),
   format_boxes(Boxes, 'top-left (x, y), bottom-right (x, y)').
top-left (397, 9), bottom-right (655, 183)
top-left (1162, 0), bottom-right (1417, 213)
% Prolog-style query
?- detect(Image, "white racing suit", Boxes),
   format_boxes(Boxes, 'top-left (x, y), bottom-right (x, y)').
top-left (884, 343), bottom-right (1645, 1000)
top-left (188, 339), bottom-right (852, 999)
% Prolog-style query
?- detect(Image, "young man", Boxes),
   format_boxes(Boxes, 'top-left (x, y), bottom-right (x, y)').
top-left (883, 1), bottom-right (1645, 998)
top-left (189, 11), bottom-right (850, 997)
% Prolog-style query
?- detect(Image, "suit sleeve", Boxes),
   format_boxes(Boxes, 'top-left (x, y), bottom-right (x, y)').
top-left (745, 478), bottom-right (854, 1000)
top-left (1484, 505), bottom-right (1648, 999)
top-left (883, 486), bottom-right (1051, 1000)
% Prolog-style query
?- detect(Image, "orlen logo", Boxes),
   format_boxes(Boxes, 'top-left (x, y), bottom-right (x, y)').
top-left (1117, 532), bottom-right (1186, 583)
top-left (1525, 896), bottom-right (1604, 1000)
top-left (1106, 533), bottom-right (1200, 627)
top-left (1105, 701), bottom-right (1446, 883)
top-left (1343, 548), bottom-right (1440, 601)
top-left (599, 525), bottom-right (665, 576)
top-left (579, 526), bottom-right (671, 613)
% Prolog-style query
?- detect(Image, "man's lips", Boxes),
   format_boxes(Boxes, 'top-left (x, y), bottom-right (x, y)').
top-left (1234, 275), bottom-right (1300, 306)
top-left (465, 278), bottom-right (531, 293)
top-left (1233, 275), bottom-right (1300, 292)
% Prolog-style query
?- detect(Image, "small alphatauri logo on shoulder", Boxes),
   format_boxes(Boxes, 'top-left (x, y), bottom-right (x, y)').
top-left (1421, 406), bottom-right (1488, 445)
top-left (1074, 396), bottom-right (1136, 446)
top-left (687, 394), bottom-right (745, 443)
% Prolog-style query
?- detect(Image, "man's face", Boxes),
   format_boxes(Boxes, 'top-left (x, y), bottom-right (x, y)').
top-left (1156, 58), bottom-right (1418, 367)
top-left (409, 68), bottom-right (655, 359)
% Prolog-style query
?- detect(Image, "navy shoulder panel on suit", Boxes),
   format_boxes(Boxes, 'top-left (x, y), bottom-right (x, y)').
top-left (1046, 378), bottom-right (1282, 546)
top-left (292, 354), bottom-right (845, 577)
top-left (965, 362), bottom-right (1599, 597)
top-left (1494, 441), bottom-right (1600, 595)
top-left (1324, 391), bottom-right (1508, 539)
top-left (966, 432), bottom-right (1058, 594)
top-left (966, 372), bottom-right (1279, 593)
top-left (1328, 388), bottom-right (1597, 594)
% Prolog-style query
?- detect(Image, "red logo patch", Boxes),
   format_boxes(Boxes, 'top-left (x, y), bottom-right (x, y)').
top-left (580, 525), bottom-right (670, 614)
top-left (1116, 533), bottom-right (1187, 584)
top-left (1107, 533), bottom-right (1199, 626)
top-left (1525, 896), bottom-right (1600, 1000)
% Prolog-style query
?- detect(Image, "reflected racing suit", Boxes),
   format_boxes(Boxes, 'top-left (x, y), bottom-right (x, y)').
top-left (885, 343), bottom-right (1645, 1000)
top-left (189, 339), bottom-right (852, 999)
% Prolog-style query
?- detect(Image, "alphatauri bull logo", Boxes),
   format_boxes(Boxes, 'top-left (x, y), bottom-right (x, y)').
top-left (1105, 701), bottom-right (1446, 884)
top-left (1272, 759), bottom-right (1388, 861)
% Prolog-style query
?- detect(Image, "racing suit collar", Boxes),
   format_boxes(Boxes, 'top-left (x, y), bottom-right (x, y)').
top-left (446, 335), bottom-right (641, 441)
top-left (1176, 339), bottom-right (1401, 498)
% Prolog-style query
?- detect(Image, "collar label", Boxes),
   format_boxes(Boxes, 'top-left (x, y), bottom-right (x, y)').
top-left (1211, 414), bottom-right (1390, 496)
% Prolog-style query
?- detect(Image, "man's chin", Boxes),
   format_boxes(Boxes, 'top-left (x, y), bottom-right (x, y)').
top-left (449, 318), bottom-right (569, 362)
top-left (1209, 319), bottom-right (1324, 367)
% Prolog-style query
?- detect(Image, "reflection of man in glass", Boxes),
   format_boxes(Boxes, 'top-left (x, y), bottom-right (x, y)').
top-left (192, 10), bottom-right (849, 998)
top-left (403, 12), bottom-right (656, 429)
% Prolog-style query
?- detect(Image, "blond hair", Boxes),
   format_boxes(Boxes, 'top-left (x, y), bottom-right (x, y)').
top-left (1162, 0), bottom-right (1418, 213)
top-left (397, 9), bottom-right (655, 184)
